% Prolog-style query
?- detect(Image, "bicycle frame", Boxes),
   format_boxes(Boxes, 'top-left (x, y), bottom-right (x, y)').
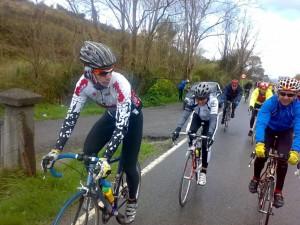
top-left (224, 101), bottom-right (232, 131)
top-left (48, 153), bottom-right (126, 220)
top-left (178, 131), bottom-right (209, 206)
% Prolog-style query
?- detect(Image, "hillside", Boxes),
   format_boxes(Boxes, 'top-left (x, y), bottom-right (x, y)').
top-left (0, 0), bottom-right (123, 101)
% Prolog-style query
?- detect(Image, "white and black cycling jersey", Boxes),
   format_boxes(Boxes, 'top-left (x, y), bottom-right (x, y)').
top-left (55, 71), bottom-right (142, 157)
top-left (177, 94), bottom-right (219, 135)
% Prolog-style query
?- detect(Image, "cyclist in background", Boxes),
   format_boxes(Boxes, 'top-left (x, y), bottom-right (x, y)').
top-left (243, 80), bottom-right (253, 101)
top-left (248, 77), bottom-right (300, 208)
top-left (171, 83), bottom-right (219, 185)
top-left (42, 41), bottom-right (143, 224)
top-left (220, 79), bottom-right (243, 124)
top-left (248, 82), bottom-right (273, 136)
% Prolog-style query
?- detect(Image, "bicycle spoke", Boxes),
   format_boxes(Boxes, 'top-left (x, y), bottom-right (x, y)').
top-left (53, 191), bottom-right (99, 225)
top-left (258, 181), bottom-right (274, 225)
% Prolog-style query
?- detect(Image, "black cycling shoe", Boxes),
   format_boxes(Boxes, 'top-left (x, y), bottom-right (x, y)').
top-left (248, 130), bottom-right (253, 136)
top-left (273, 193), bottom-right (284, 208)
top-left (249, 179), bottom-right (258, 193)
top-left (221, 118), bottom-right (225, 124)
top-left (231, 112), bottom-right (235, 118)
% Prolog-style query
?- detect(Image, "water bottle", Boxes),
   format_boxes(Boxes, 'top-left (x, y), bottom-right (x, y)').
top-left (100, 179), bottom-right (114, 204)
top-left (195, 148), bottom-right (200, 158)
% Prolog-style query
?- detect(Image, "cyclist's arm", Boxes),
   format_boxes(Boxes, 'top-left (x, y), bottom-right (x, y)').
top-left (249, 88), bottom-right (259, 107)
top-left (255, 97), bottom-right (274, 143)
top-left (291, 102), bottom-right (300, 152)
top-left (176, 101), bottom-right (194, 129)
top-left (265, 88), bottom-right (273, 100)
top-left (55, 77), bottom-right (88, 150)
top-left (209, 97), bottom-right (219, 137)
top-left (104, 79), bottom-right (131, 159)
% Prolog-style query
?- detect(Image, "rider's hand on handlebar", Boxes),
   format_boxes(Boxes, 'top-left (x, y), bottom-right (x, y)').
top-left (207, 132), bottom-right (214, 147)
top-left (95, 158), bottom-right (111, 179)
top-left (288, 150), bottom-right (299, 165)
top-left (171, 127), bottom-right (181, 142)
top-left (41, 149), bottom-right (61, 170)
top-left (255, 142), bottom-right (265, 158)
top-left (249, 106), bottom-right (254, 112)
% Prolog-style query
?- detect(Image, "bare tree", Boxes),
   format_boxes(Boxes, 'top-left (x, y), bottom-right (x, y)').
top-left (105, 0), bottom-right (152, 71)
top-left (178, 0), bottom-right (232, 79)
top-left (141, 0), bottom-right (176, 66)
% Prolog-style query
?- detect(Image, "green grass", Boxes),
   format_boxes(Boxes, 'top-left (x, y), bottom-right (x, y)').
top-left (34, 101), bottom-right (105, 120)
top-left (0, 140), bottom-right (165, 225)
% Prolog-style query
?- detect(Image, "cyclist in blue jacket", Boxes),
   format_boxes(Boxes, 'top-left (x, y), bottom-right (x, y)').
top-left (220, 79), bottom-right (243, 124)
top-left (248, 77), bottom-right (300, 208)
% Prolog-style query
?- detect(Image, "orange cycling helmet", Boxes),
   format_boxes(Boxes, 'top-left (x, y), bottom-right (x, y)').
top-left (258, 82), bottom-right (269, 90)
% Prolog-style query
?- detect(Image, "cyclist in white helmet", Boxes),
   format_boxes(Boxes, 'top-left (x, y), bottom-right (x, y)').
top-left (42, 41), bottom-right (142, 223)
top-left (248, 77), bottom-right (300, 208)
top-left (172, 82), bottom-right (219, 185)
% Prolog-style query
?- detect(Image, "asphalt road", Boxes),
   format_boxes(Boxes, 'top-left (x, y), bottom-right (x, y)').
top-left (102, 101), bottom-right (300, 225)
top-left (35, 103), bottom-right (183, 153)
top-left (39, 101), bottom-right (300, 225)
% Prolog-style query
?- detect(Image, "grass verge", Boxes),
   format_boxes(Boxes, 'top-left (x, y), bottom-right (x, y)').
top-left (0, 139), bottom-right (171, 225)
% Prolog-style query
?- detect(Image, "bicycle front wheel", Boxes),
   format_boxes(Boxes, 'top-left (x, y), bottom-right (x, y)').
top-left (52, 190), bottom-right (100, 225)
top-left (258, 180), bottom-right (274, 225)
top-left (178, 151), bottom-right (194, 207)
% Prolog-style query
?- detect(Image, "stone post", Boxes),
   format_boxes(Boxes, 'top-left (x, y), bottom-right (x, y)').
top-left (0, 88), bottom-right (42, 175)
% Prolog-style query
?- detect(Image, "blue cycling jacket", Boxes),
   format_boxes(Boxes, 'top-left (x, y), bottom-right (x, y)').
top-left (256, 95), bottom-right (300, 152)
top-left (221, 84), bottom-right (243, 104)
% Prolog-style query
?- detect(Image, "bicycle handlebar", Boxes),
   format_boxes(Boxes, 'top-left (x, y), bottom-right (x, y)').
top-left (179, 131), bottom-right (208, 139)
top-left (48, 153), bottom-right (95, 177)
top-left (45, 153), bottom-right (121, 178)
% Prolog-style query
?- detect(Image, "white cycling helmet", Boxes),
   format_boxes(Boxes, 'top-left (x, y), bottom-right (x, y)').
top-left (277, 77), bottom-right (299, 92)
top-left (194, 83), bottom-right (210, 98)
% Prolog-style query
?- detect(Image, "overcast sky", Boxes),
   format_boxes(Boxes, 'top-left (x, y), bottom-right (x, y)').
top-left (39, 0), bottom-right (300, 79)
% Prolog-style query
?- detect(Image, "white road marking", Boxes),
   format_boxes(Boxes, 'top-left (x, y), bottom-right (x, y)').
top-left (141, 138), bottom-right (187, 176)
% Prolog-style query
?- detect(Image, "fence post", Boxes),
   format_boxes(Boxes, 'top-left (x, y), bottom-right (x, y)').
top-left (0, 88), bottom-right (42, 176)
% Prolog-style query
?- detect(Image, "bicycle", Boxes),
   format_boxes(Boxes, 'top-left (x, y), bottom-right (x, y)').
top-left (42, 153), bottom-right (141, 225)
top-left (248, 145), bottom-right (300, 225)
top-left (177, 131), bottom-right (210, 207)
top-left (223, 101), bottom-right (232, 132)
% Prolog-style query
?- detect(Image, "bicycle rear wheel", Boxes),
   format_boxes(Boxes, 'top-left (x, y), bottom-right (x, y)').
top-left (52, 190), bottom-right (100, 225)
top-left (258, 180), bottom-right (274, 225)
top-left (178, 151), bottom-right (194, 207)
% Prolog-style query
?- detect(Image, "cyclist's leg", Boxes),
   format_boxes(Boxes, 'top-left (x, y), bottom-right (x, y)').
top-left (231, 101), bottom-right (236, 117)
top-left (121, 111), bottom-right (143, 222)
top-left (221, 101), bottom-right (227, 123)
top-left (200, 121), bottom-right (210, 172)
top-left (273, 128), bottom-right (293, 207)
top-left (83, 111), bottom-right (115, 155)
top-left (122, 111), bottom-right (143, 200)
top-left (188, 113), bottom-right (202, 146)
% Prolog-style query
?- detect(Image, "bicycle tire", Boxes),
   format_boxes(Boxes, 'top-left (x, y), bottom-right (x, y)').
top-left (258, 180), bottom-right (274, 225)
top-left (52, 190), bottom-right (100, 225)
top-left (178, 151), bottom-right (194, 207)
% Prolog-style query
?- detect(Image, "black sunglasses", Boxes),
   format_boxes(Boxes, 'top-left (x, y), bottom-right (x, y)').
top-left (278, 92), bottom-right (295, 97)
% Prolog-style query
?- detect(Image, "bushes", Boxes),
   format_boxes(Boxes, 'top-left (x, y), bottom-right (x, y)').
top-left (142, 78), bottom-right (177, 106)
top-left (192, 62), bottom-right (230, 87)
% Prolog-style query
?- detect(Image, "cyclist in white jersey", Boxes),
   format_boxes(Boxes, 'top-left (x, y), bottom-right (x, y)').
top-left (172, 82), bottom-right (219, 185)
top-left (42, 41), bottom-right (142, 223)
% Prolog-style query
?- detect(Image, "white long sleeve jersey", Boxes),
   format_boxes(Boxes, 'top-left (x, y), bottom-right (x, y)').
top-left (55, 71), bottom-right (141, 158)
